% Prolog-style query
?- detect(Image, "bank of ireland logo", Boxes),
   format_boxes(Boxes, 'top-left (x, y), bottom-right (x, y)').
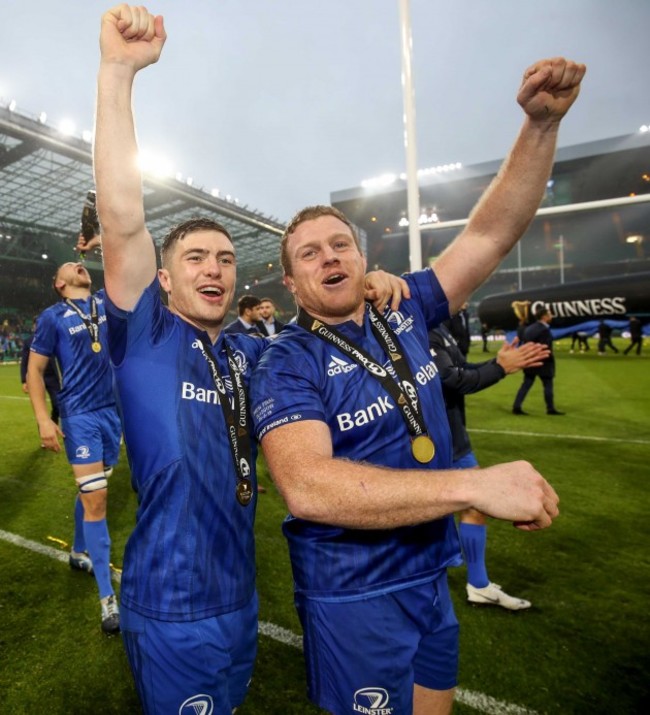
top-left (353, 687), bottom-right (393, 714)
top-left (179, 693), bottom-right (213, 715)
top-left (75, 445), bottom-right (91, 460)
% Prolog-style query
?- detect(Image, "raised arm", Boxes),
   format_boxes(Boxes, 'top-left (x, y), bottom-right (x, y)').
top-left (93, 4), bottom-right (167, 310)
top-left (436, 57), bottom-right (586, 314)
top-left (261, 420), bottom-right (559, 532)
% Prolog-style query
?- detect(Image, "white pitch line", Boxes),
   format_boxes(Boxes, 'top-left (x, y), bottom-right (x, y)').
top-left (469, 427), bottom-right (650, 446)
top-left (1, 527), bottom-right (538, 715)
top-left (0, 528), bottom-right (121, 584)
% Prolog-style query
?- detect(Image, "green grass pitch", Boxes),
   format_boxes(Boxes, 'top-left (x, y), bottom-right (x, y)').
top-left (0, 337), bottom-right (648, 714)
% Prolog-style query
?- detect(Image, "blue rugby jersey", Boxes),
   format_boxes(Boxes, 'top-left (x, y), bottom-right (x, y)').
top-left (105, 279), bottom-right (265, 621)
top-left (30, 290), bottom-right (116, 418)
top-left (251, 269), bottom-right (463, 600)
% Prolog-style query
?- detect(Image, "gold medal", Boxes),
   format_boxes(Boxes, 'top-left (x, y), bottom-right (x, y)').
top-left (91, 341), bottom-right (102, 353)
top-left (236, 479), bottom-right (253, 506)
top-left (411, 435), bottom-right (435, 463)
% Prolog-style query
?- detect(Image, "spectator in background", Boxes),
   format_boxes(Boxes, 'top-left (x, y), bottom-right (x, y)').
top-left (258, 297), bottom-right (285, 337)
top-left (26, 258), bottom-right (122, 635)
top-left (429, 323), bottom-right (550, 610)
top-left (223, 294), bottom-right (266, 336)
top-left (597, 320), bottom-right (619, 355)
top-left (21, 318), bottom-right (61, 425)
top-left (446, 302), bottom-right (471, 356)
top-left (623, 316), bottom-right (643, 356)
top-left (481, 322), bottom-right (490, 352)
top-left (512, 307), bottom-right (564, 415)
top-left (570, 330), bottom-right (590, 353)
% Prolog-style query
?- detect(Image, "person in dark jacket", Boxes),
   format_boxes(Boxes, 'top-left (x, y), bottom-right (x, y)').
top-left (597, 320), bottom-right (619, 354)
top-left (429, 324), bottom-right (549, 609)
top-left (624, 316), bottom-right (644, 355)
top-left (257, 297), bottom-right (286, 337)
top-left (512, 307), bottom-right (564, 415)
top-left (446, 302), bottom-right (471, 356)
top-left (20, 320), bottom-right (61, 424)
top-left (223, 294), bottom-right (266, 337)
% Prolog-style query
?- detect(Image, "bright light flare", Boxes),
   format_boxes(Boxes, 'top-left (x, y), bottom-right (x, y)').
top-left (58, 118), bottom-right (76, 136)
top-left (138, 150), bottom-right (174, 179)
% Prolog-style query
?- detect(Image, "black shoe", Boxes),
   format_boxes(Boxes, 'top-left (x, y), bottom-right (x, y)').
top-left (547, 409), bottom-right (565, 415)
top-left (69, 550), bottom-right (94, 574)
top-left (100, 594), bottom-right (120, 635)
top-left (512, 408), bottom-right (528, 415)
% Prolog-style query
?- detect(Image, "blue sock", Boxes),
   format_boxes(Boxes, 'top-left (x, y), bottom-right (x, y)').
top-left (83, 519), bottom-right (113, 599)
top-left (72, 496), bottom-right (86, 553)
top-left (459, 523), bottom-right (489, 588)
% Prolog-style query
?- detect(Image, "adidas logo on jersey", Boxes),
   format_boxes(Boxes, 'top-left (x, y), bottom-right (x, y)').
top-left (328, 355), bottom-right (358, 377)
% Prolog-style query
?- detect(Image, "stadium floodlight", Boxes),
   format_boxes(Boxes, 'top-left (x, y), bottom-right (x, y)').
top-left (82, 130), bottom-right (93, 143)
top-left (58, 118), bottom-right (76, 136)
top-left (175, 172), bottom-right (183, 182)
top-left (640, 125), bottom-right (648, 133)
top-left (398, 216), bottom-right (409, 227)
top-left (186, 177), bottom-right (193, 186)
top-left (138, 150), bottom-right (173, 179)
top-left (361, 173), bottom-right (397, 189)
top-left (41, 253), bottom-right (48, 260)
top-left (8, 99), bottom-right (16, 111)
top-left (211, 188), bottom-right (220, 197)
top-left (38, 112), bottom-right (47, 124)
top-left (626, 235), bottom-right (643, 244)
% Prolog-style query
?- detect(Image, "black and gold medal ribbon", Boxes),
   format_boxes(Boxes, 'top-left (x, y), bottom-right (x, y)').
top-left (296, 304), bottom-right (435, 463)
top-left (65, 297), bottom-right (102, 353)
top-left (194, 336), bottom-right (254, 505)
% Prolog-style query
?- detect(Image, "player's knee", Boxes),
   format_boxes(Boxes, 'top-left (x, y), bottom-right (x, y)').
top-left (75, 471), bottom-right (108, 494)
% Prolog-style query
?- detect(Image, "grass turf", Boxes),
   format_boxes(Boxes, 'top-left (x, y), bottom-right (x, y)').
top-left (0, 338), bottom-right (648, 714)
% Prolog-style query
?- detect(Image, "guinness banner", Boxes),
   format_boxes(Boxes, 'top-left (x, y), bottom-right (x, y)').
top-left (478, 272), bottom-right (650, 330)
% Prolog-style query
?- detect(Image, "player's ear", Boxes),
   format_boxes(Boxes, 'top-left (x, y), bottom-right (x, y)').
top-left (283, 274), bottom-right (296, 294)
top-left (158, 267), bottom-right (171, 295)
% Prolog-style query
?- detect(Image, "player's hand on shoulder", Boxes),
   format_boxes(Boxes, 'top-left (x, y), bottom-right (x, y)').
top-left (364, 270), bottom-right (411, 313)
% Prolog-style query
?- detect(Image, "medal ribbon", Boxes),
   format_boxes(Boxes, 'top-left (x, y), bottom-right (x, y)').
top-left (296, 304), bottom-right (429, 439)
top-left (65, 297), bottom-right (100, 348)
top-left (194, 336), bottom-right (253, 505)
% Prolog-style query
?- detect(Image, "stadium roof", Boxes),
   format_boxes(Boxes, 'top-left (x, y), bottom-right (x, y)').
top-left (0, 105), bottom-right (285, 291)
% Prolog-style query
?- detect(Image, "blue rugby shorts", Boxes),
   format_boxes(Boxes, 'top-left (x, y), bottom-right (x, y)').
top-left (120, 592), bottom-right (258, 715)
top-left (296, 573), bottom-right (459, 714)
top-left (62, 406), bottom-right (121, 466)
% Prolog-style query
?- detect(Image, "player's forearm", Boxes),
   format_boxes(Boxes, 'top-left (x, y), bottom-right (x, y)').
top-left (94, 62), bottom-right (146, 241)
top-left (466, 116), bottom-right (559, 261)
top-left (25, 370), bottom-right (51, 424)
top-left (268, 452), bottom-right (476, 530)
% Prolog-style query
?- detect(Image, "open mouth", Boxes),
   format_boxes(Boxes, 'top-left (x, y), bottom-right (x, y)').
top-left (323, 273), bottom-right (346, 286)
top-left (198, 286), bottom-right (224, 297)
